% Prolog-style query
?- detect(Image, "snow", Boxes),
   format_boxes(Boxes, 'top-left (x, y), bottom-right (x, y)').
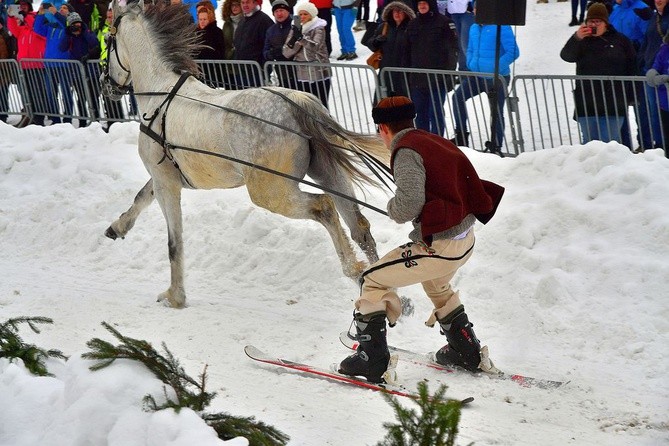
top-left (1, 2), bottom-right (668, 446)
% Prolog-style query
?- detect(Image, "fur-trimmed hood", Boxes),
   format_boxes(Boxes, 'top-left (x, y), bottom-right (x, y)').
top-left (381, 1), bottom-right (416, 22)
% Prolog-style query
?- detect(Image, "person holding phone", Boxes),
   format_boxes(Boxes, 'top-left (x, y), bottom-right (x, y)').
top-left (282, 2), bottom-right (331, 108)
top-left (560, 2), bottom-right (637, 144)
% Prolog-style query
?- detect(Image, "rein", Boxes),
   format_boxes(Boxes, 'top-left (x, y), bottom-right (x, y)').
top-left (103, 12), bottom-right (392, 216)
top-left (134, 73), bottom-right (389, 216)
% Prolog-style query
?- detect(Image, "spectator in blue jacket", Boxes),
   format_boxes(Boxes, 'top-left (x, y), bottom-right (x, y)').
top-left (645, 37), bottom-right (669, 158)
top-left (638, 0), bottom-right (669, 150)
top-left (609, 0), bottom-right (652, 150)
top-left (34, 2), bottom-right (72, 123)
top-left (450, 20), bottom-right (519, 149)
top-left (58, 11), bottom-right (100, 126)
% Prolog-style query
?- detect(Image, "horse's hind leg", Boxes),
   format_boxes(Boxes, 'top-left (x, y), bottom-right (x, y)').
top-left (247, 176), bottom-right (365, 280)
top-left (308, 167), bottom-right (379, 264)
top-left (105, 179), bottom-right (155, 240)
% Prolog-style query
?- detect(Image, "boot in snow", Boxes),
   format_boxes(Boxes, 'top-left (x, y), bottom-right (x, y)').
top-left (435, 305), bottom-right (482, 372)
top-left (449, 129), bottom-right (469, 147)
top-left (339, 312), bottom-right (390, 383)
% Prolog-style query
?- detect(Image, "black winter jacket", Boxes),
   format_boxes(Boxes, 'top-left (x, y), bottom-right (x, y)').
top-left (405, 0), bottom-right (458, 90)
top-left (233, 9), bottom-right (274, 65)
top-left (560, 27), bottom-right (637, 117)
top-left (195, 22), bottom-right (226, 60)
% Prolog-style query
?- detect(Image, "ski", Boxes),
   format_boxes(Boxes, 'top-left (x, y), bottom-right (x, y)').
top-left (244, 345), bottom-right (474, 404)
top-left (339, 332), bottom-right (568, 390)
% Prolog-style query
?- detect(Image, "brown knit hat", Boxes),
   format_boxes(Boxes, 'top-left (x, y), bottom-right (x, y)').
top-left (372, 96), bottom-right (416, 124)
top-left (585, 3), bottom-right (608, 23)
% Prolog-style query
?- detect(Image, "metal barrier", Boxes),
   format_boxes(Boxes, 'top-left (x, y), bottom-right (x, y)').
top-left (264, 61), bottom-right (380, 134)
top-left (2, 59), bottom-right (668, 153)
top-left (379, 67), bottom-right (520, 155)
top-left (0, 59), bottom-right (30, 126)
top-left (19, 58), bottom-right (96, 126)
top-left (510, 75), bottom-right (668, 151)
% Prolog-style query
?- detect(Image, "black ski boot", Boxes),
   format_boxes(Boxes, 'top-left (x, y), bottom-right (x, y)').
top-left (339, 312), bottom-right (390, 383)
top-left (449, 129), bottom-right (470, 147)
top-left (435, 305), bottom-right (482, 372)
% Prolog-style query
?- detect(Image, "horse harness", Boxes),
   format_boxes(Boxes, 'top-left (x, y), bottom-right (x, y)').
top-left (102, 12), bottom-right (391, 213)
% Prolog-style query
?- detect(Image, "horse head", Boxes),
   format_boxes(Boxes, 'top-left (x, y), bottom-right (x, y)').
top-left (100, 0), bottom-right (144, 100)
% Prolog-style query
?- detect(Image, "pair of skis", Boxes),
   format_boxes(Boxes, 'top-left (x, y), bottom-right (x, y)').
top-left (245, 332), bottom-right (567, 403)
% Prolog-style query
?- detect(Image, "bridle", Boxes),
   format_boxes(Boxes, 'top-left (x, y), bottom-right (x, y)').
top-left (101, 14), bottom-right (133, 97)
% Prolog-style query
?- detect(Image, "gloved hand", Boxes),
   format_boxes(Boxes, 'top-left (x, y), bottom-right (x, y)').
top-left (646, 68), bottom-right (669, 87)
top-left (286, 25), bottom-right (303, 48)
top-left (80, 55), bottom-right (90, 63)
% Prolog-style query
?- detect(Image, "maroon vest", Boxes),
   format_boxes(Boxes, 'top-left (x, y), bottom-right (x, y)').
top-left (391, 129), bottom-right (505, 238)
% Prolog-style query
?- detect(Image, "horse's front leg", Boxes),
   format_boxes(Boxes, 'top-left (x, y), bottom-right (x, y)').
top-left (153, 177), bottom-right (186, 308)
top-left (105, 179), bottom-right (155, 240)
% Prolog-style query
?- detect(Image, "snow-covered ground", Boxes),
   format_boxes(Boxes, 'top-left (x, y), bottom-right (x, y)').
top-left (1, 2), bottom-right (668, 446)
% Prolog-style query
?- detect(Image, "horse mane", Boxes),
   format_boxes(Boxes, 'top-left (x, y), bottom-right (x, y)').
top-left (127, 2), bottom-right (203, 76)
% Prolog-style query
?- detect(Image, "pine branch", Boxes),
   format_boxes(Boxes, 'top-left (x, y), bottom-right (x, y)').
top-left (377, 381), bottom-right (463, 446)
top-left (0, 316), bottom-right (68, 376)
top-left (82, 322), bottom-right (289, 445)
top-left (82, 322), bottom-right (215, 410)
top-left (202, 412), bottom-right (289, 446)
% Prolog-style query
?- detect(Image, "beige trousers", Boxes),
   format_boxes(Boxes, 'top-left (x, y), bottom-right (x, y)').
top-left (355, 229), bottom-right (475, 326)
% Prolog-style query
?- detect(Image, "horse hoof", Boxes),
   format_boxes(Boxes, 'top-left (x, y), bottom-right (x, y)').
top-left (157, 290), bottom-right (186, 308)
top-left (105, 226), bottom-right (118, 240)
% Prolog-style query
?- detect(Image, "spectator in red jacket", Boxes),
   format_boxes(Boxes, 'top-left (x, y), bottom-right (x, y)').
top-left (7, 0), bottom-right (48, 126)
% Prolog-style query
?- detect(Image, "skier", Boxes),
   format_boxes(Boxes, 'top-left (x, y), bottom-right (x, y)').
top-left (338, 96), bottom-right (505, 383)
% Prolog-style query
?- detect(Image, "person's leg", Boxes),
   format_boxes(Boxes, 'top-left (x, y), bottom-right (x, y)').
top-left (646, 85), bottom-right (664, 147)
top-left (452, 13), bottom-right (474, 71)
top-left (660, 109), bottom-right (669, 158)
top-left (452, 76), bottom-right (481, 135)
top-left (597, 116), bottom-right (625, 144)
top-left (577, 116), bottom-right (595, 144)
top-left (339, 8), bottom-right (357, 55)
top-left (579, 0), bottom-right (587, 22)
top-left (411, 87), bottom-right (430, 132)
top-left (634, 90), bottom-right (654, 149)
top-left (569, 0), bottom-right (578, 24)
top-left (333, 7), bottom-right (346, 57)
top-left (315, 78), bottom-right (330, 109)
top-left (485, 76), bottom-right (508, 148)
top-left (317, 8), bottom-right (333, 55)
top-left (428, 81), bottom-right (447, 136)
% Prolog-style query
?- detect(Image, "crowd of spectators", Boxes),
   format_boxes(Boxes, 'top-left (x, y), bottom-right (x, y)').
top-left (1, 0), bottom-right (668, 155)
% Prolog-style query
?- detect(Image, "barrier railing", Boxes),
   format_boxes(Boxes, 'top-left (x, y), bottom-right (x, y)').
top-left (510, 74), bottom-right (667, 151)
top-left (1, 59), bottom-right (667, 153)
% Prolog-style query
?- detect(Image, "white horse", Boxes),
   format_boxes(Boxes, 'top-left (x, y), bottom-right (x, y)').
top-left (100, 0), bottom-right (389, 308)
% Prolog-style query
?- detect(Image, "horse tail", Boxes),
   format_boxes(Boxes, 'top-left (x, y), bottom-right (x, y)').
top-left (286, 91), bottom-right (389, 188)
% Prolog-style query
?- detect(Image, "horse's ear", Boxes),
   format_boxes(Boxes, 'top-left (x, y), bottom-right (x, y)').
top-left (111, 0), bottom-right (124, 18)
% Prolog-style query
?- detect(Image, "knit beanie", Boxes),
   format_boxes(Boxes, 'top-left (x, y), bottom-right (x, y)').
top-left (66, 11), bottom-right (82, 26)
top-left (16, 0), bottom-right (34, 12)
top-left (585, 3), bottom-right (608, 23)
top-left (294, 1), bottom-right (317, 19)
top-left (372, 96), bottom-right (416, 124)
top-left (272, 0), bottom-right (292, 13)
top-left (61, 3), bottom-right (74, 13)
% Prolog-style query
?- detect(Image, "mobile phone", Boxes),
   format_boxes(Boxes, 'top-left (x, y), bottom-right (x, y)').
top-left (42, 2), bottom-right (53, 8)
top-left (292, 15), bottom-right (301, 28)
top-left (590, 26), bottom-right (597, 35)
top-left (7, 4), bottom-right (19, 16)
